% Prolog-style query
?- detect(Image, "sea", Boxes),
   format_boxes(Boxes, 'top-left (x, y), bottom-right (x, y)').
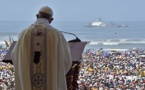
top-left (0, 20), bottom-right (145, 51)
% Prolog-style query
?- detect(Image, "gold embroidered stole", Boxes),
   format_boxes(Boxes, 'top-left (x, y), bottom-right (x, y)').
top-left (30, 25), bottom-right (47, 90)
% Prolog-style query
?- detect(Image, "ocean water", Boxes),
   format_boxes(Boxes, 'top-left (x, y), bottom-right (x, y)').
top-left (0, 20), bottom-right (145, 51)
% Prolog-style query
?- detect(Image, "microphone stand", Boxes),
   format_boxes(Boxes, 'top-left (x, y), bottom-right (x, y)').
top-left (60, 31), bottom-right (81, 42)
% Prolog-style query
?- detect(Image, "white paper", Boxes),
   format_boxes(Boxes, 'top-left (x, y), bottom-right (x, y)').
top-left (69, 42), bottom-right (88, 61)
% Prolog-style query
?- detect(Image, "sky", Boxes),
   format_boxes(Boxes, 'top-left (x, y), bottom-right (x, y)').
top-left (0, 0), bottom-right (145, 22)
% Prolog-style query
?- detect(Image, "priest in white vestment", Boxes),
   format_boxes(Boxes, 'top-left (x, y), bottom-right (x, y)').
top-left (11, 6), bottom-right (72, 90)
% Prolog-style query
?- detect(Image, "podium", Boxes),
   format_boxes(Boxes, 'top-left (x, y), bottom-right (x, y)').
top-left (66, 42), bottom-right (88, 90)
top-left (3, 41), bottom-right (88, 90)
top-left (3, 41), bottom-right (16, 64)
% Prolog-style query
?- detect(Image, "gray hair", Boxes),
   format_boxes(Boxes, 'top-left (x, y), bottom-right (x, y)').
top-left (38, 11), bottom-right (52, 20)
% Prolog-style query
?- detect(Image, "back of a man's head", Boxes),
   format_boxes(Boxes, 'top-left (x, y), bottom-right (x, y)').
top-left (37, 6), bottom-right (53, 21)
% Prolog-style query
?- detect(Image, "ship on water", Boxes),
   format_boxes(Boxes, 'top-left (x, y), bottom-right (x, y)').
top-left (84, 18), bottom-right (128, 28)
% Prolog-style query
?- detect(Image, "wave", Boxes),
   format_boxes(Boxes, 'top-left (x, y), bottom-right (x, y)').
top-left (103, 49), bottom-right (129, 51)
top-left (103, 43), bottom-right (119, 45)
top-left (89, 39), bottom-right (145, 45)
top-left (0, 41), bottom-right (5, 45)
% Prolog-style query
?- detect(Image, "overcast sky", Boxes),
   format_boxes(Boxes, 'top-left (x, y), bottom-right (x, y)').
top-left (0, 0), bottom-right (145, 22)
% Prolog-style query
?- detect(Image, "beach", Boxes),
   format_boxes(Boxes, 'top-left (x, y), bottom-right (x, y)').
top-left (1, 43), bottom-right (145, 89)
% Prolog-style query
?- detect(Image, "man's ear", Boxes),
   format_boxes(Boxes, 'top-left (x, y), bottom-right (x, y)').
top-left (49, 18), bottom-right (54, 24)
top-left (36, 14), bottom-right (39, 19)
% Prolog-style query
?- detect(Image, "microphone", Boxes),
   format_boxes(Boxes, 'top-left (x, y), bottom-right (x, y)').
top-left (60, 31), bottom-right (81, 42)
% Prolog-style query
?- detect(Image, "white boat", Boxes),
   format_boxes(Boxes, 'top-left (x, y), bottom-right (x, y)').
top-left (91, 18), bottom-right (107, 27)
top-left (84, 18), bottom-right (128, 28)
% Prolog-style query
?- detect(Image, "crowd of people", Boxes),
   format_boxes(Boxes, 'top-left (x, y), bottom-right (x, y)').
top-left (2, 44), bottom-right (145, 90)
top-left (78, 48), bottom-right (145, 90)
top-left (0, 46), bottom-right (15, 90)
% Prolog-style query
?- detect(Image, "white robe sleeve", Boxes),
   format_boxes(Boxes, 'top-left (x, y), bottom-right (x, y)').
top-left (59, 33), bottom-right (72, 74)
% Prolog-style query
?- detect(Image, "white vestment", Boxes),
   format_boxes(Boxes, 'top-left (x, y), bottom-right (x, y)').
top-left (11, 18), bottom-right (72, 90)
